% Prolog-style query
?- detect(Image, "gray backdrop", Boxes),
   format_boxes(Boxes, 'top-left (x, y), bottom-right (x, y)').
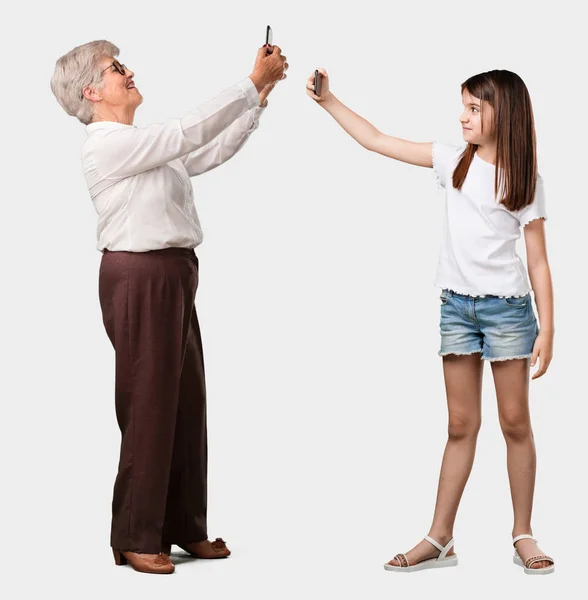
top-left (2, 0), bottom-right (584, 598)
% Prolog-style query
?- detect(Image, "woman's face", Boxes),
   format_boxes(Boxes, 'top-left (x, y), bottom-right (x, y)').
top-left (460, 89), bottom-right (495, 145)
top-left (95, 56), bottom-right (142, 110)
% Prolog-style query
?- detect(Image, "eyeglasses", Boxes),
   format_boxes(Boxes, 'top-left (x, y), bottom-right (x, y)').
top-left (80, 60), bottom-right (128, 100)
top-left (101, 60), bottom-right (127, 76)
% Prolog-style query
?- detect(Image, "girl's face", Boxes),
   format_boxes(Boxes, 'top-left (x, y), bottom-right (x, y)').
top-left (460, 89), bottom-right (495, 145)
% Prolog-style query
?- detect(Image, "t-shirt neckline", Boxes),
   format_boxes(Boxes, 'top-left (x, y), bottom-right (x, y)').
top-left (474, 151), bottom-right (496, 168)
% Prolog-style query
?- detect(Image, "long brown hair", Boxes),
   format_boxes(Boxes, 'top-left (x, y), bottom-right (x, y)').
top-left (452, 70), bottom-right (537, 212)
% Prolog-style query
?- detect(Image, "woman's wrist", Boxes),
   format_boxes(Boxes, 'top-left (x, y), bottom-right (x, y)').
top-left (249, 73), bottom-right (266, 94)
top-left (259, 84), bottom-right (275, 106)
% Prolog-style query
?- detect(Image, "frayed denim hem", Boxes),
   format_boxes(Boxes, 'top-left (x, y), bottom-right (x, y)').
top-left (439, 350), bottom-right (483, 358)
top-left (484, 353), bottom-right (533, 362)
top-left (439, 350), bottom-right (533, 362)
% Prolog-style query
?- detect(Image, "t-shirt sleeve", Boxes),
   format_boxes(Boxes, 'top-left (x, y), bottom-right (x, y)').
top-left (432, 142), bottom-right (464, 188)
top-left (517, 175), bottom-right (548, 227)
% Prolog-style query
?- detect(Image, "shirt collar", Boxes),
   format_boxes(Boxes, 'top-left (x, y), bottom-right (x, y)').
top-left (86, 121), bottom-right (135, 134)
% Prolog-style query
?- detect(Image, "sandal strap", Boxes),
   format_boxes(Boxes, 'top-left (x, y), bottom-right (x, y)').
top-left (394, 553), bottom-right (409, 568)
top-left (424, 535), bottom-right (454, 559)
top-left (525, 555), bottom-right (554, 569)
top-left (513, 534), bottom-right (536, 546)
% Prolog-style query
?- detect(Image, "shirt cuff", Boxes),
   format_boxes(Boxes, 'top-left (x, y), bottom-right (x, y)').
top-left (237, 76), bottom-right (262, 110)
top-left (249, 103), bottom-right (267, 128)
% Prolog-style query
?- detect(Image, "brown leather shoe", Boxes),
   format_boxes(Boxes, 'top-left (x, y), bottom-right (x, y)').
top-left (113, 549), bottom-right (175, 574)
top-left (164, 537), bottom-right (231, 559)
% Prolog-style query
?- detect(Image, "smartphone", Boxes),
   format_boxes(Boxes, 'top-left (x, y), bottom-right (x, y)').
top-left (265, 25), bottom-right (273, 55)
top-left (314, 70), bottom-right (323, 96)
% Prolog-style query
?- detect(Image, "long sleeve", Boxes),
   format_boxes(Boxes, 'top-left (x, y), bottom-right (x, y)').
top-left (180, 102), bottom-right (268, 176)
top-left (89, 77), bottom-right (260, 180)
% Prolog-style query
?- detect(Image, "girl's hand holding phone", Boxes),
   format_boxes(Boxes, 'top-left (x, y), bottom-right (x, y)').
top-left (306, 68), bottom-right (331, 103)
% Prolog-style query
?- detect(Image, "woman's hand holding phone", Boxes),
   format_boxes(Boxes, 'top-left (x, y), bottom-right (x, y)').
top-left (249, 26), bottom-right (288, 106)
top-left (250, 45), bottom-right (288, 95)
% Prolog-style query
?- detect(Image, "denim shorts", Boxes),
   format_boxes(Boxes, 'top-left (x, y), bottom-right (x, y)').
top-left (439, 289), bottom-right (539, 361)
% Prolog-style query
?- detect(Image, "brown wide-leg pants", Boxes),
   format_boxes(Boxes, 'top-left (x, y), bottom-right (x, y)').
top-left (98, 247), bottom-right (208, 553)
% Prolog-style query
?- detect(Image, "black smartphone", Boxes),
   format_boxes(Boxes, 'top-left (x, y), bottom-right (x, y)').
top-left (265, 25), bottom-right (273, 55)
top-left (314, 70), bottom-right (323, 96)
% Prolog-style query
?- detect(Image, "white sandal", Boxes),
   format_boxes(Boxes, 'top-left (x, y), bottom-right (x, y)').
top-left (384, 535), bottom-right (458, 572)
top-left (512, 534), bottom-right (555, 575)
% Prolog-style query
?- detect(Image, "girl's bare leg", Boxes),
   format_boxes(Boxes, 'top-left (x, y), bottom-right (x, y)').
top-left (387, 353), bottom-right (483, 566)
top-left (491, 358), bottom-right (551, 569)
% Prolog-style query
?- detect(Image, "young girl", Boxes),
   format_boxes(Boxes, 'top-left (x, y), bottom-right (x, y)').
top-left (306, 69), bottom-right (555, 575)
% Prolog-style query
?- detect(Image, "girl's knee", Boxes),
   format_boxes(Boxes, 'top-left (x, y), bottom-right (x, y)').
top-left (448, 414), bottom-right (481, 440)
top-left (499, 410), bottom-right (532, 441)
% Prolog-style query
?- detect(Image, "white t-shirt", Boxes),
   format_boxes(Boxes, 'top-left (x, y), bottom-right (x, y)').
top-left (432, 142), bottom-right (547, 297)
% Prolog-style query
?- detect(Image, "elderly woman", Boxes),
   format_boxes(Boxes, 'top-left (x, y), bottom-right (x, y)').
top-left (50, 39), bottom-right (287, 575)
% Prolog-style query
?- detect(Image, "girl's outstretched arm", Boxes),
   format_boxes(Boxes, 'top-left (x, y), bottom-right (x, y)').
top-left (524, 218), bottom-right (554, 379)
top-left (306, 69), bottom-right (432, 167)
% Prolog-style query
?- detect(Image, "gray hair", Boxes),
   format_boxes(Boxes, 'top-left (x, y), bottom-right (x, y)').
top-left (50, 40), bottom-right (120, 125)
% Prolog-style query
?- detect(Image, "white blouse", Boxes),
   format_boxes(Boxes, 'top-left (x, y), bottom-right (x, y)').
top-left (82, 76), bottom-right (266, 252)
top-left (432, 142), bottom-right (548, 297)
